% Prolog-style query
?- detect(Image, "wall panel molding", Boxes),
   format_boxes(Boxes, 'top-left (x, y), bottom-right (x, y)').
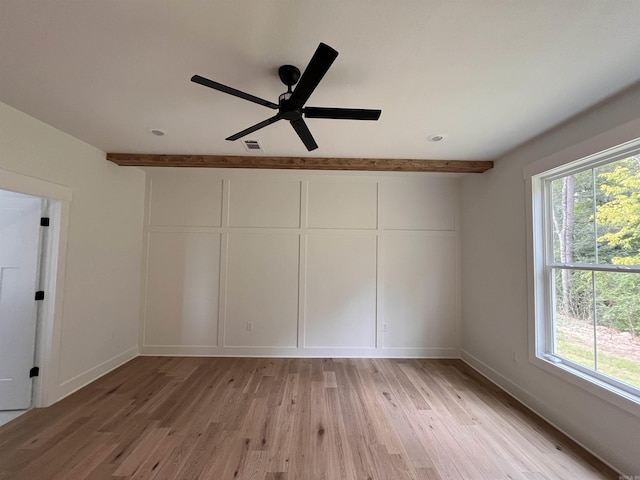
top-left (140, 168), bottom-right (461, 358)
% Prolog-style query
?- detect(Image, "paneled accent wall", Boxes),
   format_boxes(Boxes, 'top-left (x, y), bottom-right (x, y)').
top-left (141, 168), bottom-right (460, 357)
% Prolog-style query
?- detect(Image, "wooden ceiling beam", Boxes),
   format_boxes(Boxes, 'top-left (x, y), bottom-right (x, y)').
top-left (106, 153), bottom-right (493, 173)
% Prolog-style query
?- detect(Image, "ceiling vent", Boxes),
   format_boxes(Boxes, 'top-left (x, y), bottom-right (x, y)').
top-left (242, 139), bottom-right (263, 152)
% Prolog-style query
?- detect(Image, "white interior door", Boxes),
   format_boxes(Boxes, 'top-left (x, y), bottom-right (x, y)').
top-left (0, 191), bottom-right (42, 410)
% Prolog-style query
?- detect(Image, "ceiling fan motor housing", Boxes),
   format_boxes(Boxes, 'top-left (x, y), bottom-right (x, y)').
top-left (278, 65), bottom-right (301, 89)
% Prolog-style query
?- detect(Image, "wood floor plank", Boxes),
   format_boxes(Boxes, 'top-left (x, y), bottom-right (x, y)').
top-left (353, 364), bottom-right (405, 456)
top-left (372, 362), bottom-right (434, 471)
top-left (0, 357), bottom-right (619, 479)
top-left (174, 422), bottom-right (223, 479)
top-left (113, 426), bottom-right (171, 476)
top-left (323, 386), bottom-right (358, 479)
top-left (309, 380), bottom-right (330, 477)
top-left (52, 442), bottom-right (119, 480)
top-left (265, 372), bottom-right (299, 473)
top-left (220, 436), bottom-right (258, 479)
top-left (148, 431), bottom-right (199, 480)
top-left (7, 418), bottom-right (101, 479)
top-left (128, 430), bottom-right (180, 480)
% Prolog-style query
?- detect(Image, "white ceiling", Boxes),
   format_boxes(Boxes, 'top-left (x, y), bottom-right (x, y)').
top-left (2, 1), bottom-right (640, 161)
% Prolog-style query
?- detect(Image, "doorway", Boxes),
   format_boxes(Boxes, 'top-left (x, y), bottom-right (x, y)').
top-left (0, 189), bottom-right (46, 423)
top-left (0, 168), bottom-right (71, 421)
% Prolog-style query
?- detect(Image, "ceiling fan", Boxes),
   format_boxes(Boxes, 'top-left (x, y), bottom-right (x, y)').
top-left (191, 43), bottom-right (381, 151)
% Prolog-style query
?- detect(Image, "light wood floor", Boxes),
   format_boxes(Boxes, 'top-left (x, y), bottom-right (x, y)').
top-left (0, 357), bottom-right (617, 479)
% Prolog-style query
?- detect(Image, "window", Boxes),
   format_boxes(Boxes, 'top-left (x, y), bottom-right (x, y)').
top-left (530, 142), bottom-right (640, 407)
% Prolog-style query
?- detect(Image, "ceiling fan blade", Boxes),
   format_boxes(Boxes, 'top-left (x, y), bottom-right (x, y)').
top-left (290, 118), bottom-right (318, 151)
top-left (303, 107), bottom-right (381, 121)
top-left (288, 43), bottom-right (338, 108)
top-left (226, 114), bottom-right (282, 141)
top-left (191, 75), bottom-right (279, 109)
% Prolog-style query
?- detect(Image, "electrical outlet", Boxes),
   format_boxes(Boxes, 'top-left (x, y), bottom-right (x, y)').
top-left (382, 323), bottom-right (389, 333)
top-left (247, 321), bottom-right (254, 332)
top-left (512, 351), bottom-right (518, 363)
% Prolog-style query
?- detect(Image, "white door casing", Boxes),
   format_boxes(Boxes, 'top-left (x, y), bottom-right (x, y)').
top-left (0, 192), bottom-right (42, 409)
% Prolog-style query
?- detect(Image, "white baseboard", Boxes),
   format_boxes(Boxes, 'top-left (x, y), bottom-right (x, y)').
top-left (140, 345), bottom-right (460, 358)
top-left (460, 349), bottom-right (622, 475)
top-left (53, 346), bottom-right (138, 403)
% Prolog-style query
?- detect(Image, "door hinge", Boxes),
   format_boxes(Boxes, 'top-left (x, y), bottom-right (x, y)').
top-left (35, 291), bottom-right (45, 301)
top-left (40, 217), bottom-right (50, 227)
top-left (30, 367), bottom-right (39, 378)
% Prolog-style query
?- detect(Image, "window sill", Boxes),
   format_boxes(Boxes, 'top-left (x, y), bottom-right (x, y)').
top-left (531, 354), bottom-right (640, 418)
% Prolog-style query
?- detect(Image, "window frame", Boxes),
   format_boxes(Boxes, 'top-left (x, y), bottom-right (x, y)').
top-left (526, 138), bottom-right (640, 417)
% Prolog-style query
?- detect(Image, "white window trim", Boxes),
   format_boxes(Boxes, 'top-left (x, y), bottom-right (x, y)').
top-left (525, 137), bottom-right (640, 418)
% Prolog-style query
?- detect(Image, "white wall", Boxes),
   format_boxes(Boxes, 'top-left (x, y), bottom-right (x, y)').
top-left (461, 84), bottom-right (640, 474)
top-left (0, 102), bottom-right (145, 403)
top-left (141, 168), bottom-right (461, 357)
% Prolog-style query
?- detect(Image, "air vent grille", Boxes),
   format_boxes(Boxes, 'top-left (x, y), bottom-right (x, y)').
top-left (243, 140), bottom-right (263, 152)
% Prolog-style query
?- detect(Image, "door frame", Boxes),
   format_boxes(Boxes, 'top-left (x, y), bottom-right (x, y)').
top-left (0, 168), bottom-right (71, 407)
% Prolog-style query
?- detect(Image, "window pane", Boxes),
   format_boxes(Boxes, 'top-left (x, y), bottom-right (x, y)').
top-left (539, 148), bottom-right (640, 402)
top-left (553, 268), bottom-right (595, 369)
top-left (551, 170), bottom-right (595, 264)
top-left (595, 155), bottom-right (640, 266)
top-left (595, 271), bottom-right (640, 389)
